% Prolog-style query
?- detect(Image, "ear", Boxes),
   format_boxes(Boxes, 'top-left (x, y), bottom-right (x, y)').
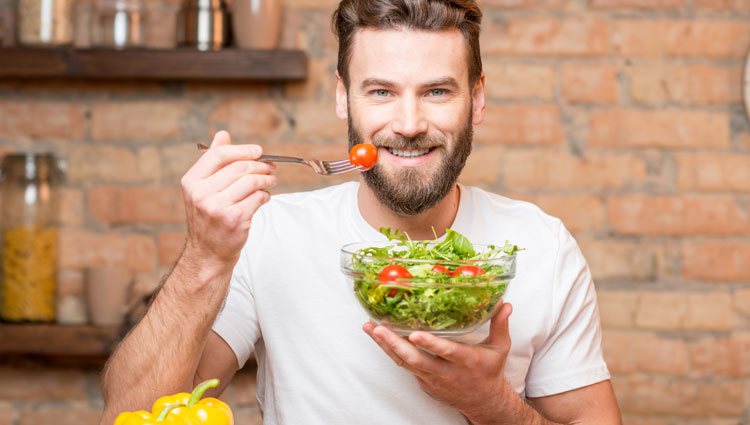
top-left (335, 71), bottom-right (348, 120)
top-left (471, 73), bottom-right (486, 126)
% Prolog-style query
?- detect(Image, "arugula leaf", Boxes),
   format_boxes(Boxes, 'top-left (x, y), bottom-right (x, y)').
top-left (445, 228), bottom-right (475, 257)
top-left (380, 227), bottom-right (406, 243)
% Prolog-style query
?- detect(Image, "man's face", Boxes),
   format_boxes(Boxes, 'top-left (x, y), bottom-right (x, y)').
top-left (336, 29), bottom-right (486, 216)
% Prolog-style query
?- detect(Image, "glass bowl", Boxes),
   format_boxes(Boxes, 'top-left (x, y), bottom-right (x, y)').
top-left (340, 241), bottom-right (517, 337)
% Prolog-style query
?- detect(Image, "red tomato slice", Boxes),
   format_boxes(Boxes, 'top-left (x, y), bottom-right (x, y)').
top-left (431, 264), bottom-right (451, 274)
top-left (379, 264), bottom-right (412, 297)
top-left (349, 143), bottom-right (378, 170)
top-left (452, 265), bottom-right (485, 277)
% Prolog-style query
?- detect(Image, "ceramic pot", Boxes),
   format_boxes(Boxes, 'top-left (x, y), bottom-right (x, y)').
top-left (232, 0), bottom-right (283, 49)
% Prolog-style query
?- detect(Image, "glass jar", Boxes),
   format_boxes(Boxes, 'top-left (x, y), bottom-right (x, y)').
top-left (92, 0), bottom-right (144, 49)
top-left (179, 0), bottom-right (227, 51)
top-left (0, 153), bottom-right (63, 323)
top-left (17, 0), bottom-right (74, 46)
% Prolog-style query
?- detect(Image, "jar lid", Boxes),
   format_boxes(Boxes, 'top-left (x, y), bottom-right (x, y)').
top-left (2, 152), bottom-right (57, 163)
top-left (1, 152), bottom-right (62, 182)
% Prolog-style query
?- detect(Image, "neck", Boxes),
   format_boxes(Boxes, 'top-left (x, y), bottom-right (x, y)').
top-left (357, 181), bottom-right (461, 240)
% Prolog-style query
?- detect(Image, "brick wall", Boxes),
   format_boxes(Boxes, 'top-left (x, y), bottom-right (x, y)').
top-left (1, 0), bottom-right (749, 424)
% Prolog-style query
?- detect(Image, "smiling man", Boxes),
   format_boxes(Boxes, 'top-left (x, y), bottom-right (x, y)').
top-left (100, 1), bottom-right (622, 424)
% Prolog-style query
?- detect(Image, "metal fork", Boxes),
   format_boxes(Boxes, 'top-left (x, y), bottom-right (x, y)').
top-left (197, 143), bottom-right (361, 176)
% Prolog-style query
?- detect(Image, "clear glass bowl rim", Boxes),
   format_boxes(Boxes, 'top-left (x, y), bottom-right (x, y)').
top-left (340, 241), bottom-right (517, 266)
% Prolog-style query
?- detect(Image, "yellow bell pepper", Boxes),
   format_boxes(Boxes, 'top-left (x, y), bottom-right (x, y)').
top-left (114, 404), bottom-right (183, 425)
top-left (114, 379), bottom-right (233, 425)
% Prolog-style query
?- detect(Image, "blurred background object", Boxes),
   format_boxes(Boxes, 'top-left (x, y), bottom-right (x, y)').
top-left (143, 0), bottom-right (178, 49)
top-left (17, 0), bottom-right (74, 45)
top-left (72, 0), bottom-right (93, 48)
top-left (179, 0), bottom-right (228, 51)
top-left (91, 0), bottom-right (144, 49)
top-left (0, 153), bottom-right (63, 323)
top-left (0, 0), bottom-right (16, 46)
top-left (232, 0), bottom-right (283, 49)
top-left (84, 265), bottom-right (133, 327)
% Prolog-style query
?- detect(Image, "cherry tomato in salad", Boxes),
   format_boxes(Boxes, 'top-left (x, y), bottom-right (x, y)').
top-left (349, 143), bottom-right (378, 170)
top-left (431, 264), bottom-right (451, 275)
top-left (379, 264), bottom-right (412, 298)
top-left (452, 265), bottom-right (485, 277)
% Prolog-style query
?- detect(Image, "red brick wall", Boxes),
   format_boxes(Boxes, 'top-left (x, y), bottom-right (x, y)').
top-left (1, 0), bottom-right (750, 424)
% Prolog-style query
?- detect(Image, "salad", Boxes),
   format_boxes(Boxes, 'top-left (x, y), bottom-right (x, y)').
top-left (345, 228), bottom-right (520, 334)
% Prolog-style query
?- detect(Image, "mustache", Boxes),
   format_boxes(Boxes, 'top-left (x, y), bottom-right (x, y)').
top-left (372, 135), bottom-right (446, 151)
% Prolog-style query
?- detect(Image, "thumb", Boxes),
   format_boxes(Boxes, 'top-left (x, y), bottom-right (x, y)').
top-left (210, 130), bottom-right (233, 148)
top-left (485, 302), bottom-right (512, 347)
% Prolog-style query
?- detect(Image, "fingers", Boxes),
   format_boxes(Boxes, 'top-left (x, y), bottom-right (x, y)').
top-left (406, 304), bottom-right (512, 367)
top-left (232, 190), bottom-right (272, 224)
top-left (202, 160), bottom-right (275, 193)
top-left (363, 323), bottom-right (442, 375)
top-left (485, 302), bottom-right (513, 348)
top-left (408, 331), bottom-right (474, 367)
top-left (222, 174), bottom-right (278, 204)
top-left (210, 130), bottom-right (232, 148)
top-left (184, 132), bottom-right (263, 181)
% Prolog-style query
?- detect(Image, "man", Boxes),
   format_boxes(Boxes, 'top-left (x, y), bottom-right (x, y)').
top-left (101, 0), bottom-right (622, 424)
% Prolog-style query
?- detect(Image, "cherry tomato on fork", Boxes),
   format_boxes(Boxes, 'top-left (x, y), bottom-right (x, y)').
top-left (452, 265), bottom-right (485, 277)
top-left (349, 143), bottom-right (378, 170)
top-left (379, 264), bottom-right (412, 298)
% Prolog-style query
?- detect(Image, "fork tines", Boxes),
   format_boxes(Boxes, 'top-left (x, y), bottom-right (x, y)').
top-left (325, 160), bottom-right (362, 175)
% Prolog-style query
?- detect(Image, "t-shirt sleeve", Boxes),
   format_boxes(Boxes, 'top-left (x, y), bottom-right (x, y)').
top-left (524, 223), bottom-right (610, 398)
top-left (211, 234), bottom-right (261, 369)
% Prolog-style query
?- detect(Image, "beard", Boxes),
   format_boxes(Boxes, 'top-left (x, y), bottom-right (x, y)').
top-left (348, 109), bottom-right (473, 216)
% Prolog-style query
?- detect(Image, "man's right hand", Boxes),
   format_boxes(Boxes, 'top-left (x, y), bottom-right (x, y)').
top-left (179, 130), bottom-right (277, 276)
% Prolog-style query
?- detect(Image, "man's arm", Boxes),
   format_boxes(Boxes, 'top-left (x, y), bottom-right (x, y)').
top-left (462, 379), bottom-right (620, 425)
top-left (99, 131), bottom-right (275, 424)
top-left (100, 256), bottom-right (234, 424)
top-left (526, 381), bottom-right (621, 425)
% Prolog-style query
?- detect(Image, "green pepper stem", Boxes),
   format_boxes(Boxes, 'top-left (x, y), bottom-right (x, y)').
top-left (156, 403), bottom-right (184, 421)
top-left (187, 379), bottom-right (220, 408)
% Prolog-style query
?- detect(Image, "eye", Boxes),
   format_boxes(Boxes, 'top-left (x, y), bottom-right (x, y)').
top-left (373, 89), bottom-right (391, 97)
top-left (428, 89), bottom-right (446, 96)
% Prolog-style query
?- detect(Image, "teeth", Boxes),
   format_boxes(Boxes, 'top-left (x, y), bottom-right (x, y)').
top-left (387, 148), bottom-right (431, 158)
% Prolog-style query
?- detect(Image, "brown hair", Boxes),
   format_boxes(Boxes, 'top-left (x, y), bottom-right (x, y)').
top-left (332, 0), bottom-right (483, 88)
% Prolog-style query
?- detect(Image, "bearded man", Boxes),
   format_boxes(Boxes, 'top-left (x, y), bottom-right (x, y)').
top-left (100, 1), bottom-right (622, 424)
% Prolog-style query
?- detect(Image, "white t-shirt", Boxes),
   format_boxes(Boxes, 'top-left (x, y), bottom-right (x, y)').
top-left (212, 181), bottom-right (610, 425)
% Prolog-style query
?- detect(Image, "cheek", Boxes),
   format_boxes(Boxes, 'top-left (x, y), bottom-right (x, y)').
top-left (424, 105), bottom-right (469, 142)
top-left (351, 103), bottom-right (394, 138)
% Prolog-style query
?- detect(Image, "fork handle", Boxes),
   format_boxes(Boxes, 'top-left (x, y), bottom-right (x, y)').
top-left (197, 143), bottom-right (306, 165)
top-left (258, 155), bottom-right (306, 164)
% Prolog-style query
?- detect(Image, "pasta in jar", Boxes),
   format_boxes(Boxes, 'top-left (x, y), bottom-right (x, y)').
top-left (1, 225), bottom-right (58, 322)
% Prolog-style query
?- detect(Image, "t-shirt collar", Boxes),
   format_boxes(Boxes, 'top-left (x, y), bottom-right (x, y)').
top-left (348, 181), bottom-right (472, 242)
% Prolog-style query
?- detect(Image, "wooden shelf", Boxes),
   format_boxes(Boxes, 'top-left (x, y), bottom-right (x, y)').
top-left (0, 47), bottom-right (308, 81)
top-left (0, 323), bottom-right (124, 356)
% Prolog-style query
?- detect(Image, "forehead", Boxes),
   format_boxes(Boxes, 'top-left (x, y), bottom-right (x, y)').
top-left (348, 28), bottom-right (469, 85)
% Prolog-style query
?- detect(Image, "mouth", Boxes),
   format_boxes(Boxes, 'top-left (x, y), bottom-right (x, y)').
top-left (383, 147), bottom-right (435, 159)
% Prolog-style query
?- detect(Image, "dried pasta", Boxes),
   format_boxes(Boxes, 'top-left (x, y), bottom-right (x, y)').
top-left (1, 225), bottom-right (57, 322)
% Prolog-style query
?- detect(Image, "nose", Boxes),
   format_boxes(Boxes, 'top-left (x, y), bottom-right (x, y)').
top-left (390, 93), bottom-right (428, 138)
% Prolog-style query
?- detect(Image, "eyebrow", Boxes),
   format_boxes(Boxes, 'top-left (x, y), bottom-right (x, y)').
top-left (360, 77), bottom-right (461, 91)
top-left (422, 77), bottom-right (460, 90)
top-left (360, 78), bottom-right (396, 90)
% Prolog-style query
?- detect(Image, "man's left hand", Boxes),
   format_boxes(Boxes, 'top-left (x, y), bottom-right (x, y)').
top-left (363, 302), bottom-right (515, 419)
